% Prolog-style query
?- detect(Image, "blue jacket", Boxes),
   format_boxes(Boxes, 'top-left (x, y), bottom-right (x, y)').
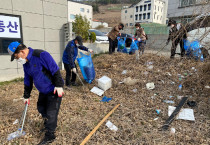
top-left (23, 48), bottom-right (64, 98)
top-left (62, 39), bottom-right (89, 68)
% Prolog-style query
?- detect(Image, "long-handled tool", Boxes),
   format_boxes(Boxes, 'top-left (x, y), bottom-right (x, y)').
top-left (75, 72), bottom-right (85, 87)
top-left (7, 103), bottom-right (28, 141)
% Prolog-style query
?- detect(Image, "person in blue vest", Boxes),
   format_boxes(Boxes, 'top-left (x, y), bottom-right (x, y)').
top-left (8, 41), bottom-right (64, 145)
top-left (62, 36), bottom-right (93, 87)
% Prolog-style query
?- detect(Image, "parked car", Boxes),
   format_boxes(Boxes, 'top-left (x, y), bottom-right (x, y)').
top-left (89, 29), bottom-right (108, 43)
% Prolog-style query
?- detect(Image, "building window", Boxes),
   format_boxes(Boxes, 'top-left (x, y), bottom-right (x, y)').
top-left (148, 4), bottom-right (151, 10)
top-left (155, 5), bottom-right (156, 10)
top-left (143, 13), bottom-right (146, 19)
top-left (80, 8), bottom-right (85, 12)
top-left (126, 23), bottom-right (128, 27)
top-left (157, 15), bottom-right (159, 20)
top-left (136, 6), bottom-right (138, 12)
top-left (144, 5), bottom-right (147, 11)
top-left (161, 8), bottom-right (163, 12)
top-left (154, 14), bottom-right (155, 19)
top-left (125, 10), bottom-right (127, 13)
top-left (147, 13), bottom-right (150, 19)
top-left (160, 16), bottom-right (162, 20)
top-left (140, 6), bottom-right (143, 11)
top-left (139, 14), bottom-right (142, 20)
top-left (130, 15), bottom-right (133, 18)
top-left (158, 6), bottom-right (159, 11)
top-left (70, 14), bottom-right (75, 20)
top-left (130, 23), bottom-right (133, 26)
top-left (87, 9), bottom-right (89, 13)
top-left (179, 0), bottom-right (197, 7)
top-left (135, 14), bottom-right (138, 20)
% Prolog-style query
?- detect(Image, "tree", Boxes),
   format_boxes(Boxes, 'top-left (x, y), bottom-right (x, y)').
top-left (72, 15), bottom-right (90, 41)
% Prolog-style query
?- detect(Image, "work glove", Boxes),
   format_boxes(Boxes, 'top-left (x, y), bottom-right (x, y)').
top-left (71, 68), bottom-right (77, 74)
top-left (54, 87), bottom-right (64, 97)
top-left (24, 98), bottom-right (30, 105)
top-left (166, 41), bottom-right (169, 45)
top-left (138, 38), bottom-right (141, 41)
top-left (88, 49), bottom-right (93, 53)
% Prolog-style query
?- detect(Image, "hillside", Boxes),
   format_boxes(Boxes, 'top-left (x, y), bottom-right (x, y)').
top-left (93, 4), bottom-right (131, 27)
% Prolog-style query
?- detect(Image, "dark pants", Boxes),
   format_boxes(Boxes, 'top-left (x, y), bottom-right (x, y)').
top-left (108, 37), bottom-right (116, 54)
top-left (37, 92), bottom-right (62, 133)
top-left (64, 63), bottom-right (77, 86)
top-left (137, 40), bottom-right (146, 54)
top-left (171, 39), bottom-right (185, 58)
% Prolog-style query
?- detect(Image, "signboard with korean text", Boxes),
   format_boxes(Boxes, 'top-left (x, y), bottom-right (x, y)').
top-left (0, 14), bottom-right (22, 38)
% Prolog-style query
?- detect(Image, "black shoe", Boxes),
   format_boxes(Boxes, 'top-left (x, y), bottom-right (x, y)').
top-left (38, 132), bottom-right (55, 145)
top-left (71, 82), bottom-right (78, 86)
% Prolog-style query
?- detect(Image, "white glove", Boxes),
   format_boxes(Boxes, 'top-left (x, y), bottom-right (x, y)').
top-left (24, 99), bottom-right (30, 105)
top-left (88, 49), bottom-right (93, 53)
top-left (71, 68), bottom-right (77, 74)
top-left (138, 38), bottom-right (141, 41)
top-left (54, 87), bottom-right (64, 97)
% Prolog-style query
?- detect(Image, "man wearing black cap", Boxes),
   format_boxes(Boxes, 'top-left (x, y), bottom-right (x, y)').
top-left (8, 41), bottom-right (64, 144)
top-left (166, 19), bottom-right (187, 58)
top-left (107, 23), bottom-right (124, 54)
top-left (62, 35), bottom-right (93, 87)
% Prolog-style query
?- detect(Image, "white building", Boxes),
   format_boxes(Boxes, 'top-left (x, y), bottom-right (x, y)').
top-left (68, 0), bottom-right (93, 25)
top-left (92, 20), bottom-right (108, 28)
top-left (121, 0), bottom-right (168, 26)
top-left (168, 0), bottom-right (210, 23)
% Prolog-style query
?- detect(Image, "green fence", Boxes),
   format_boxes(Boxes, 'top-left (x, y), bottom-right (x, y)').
top-left (136, 23), bottom-right (169, 35)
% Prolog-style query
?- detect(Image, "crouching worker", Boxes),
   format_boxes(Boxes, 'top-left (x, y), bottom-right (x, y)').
top-left (8, 42), bottom-right (64, 145)
top-left (62, 36), bottom-right (93, 88)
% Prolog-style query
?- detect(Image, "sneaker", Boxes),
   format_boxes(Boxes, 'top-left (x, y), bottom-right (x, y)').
top-left (71, 82), bottom-right (79, 86)
top-left (38, 132), bottom-right (55, 145)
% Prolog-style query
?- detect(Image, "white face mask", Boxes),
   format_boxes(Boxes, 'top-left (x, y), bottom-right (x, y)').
top-left (17, 57), bottom-right (26, 65)
top-left (136, 27), bottom-right (139, 30)
top-left (76, 44), bottom-right (80, 47)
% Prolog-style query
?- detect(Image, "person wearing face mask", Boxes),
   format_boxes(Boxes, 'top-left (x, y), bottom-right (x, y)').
top-left (107, 23), bottom-right (124, 54)
top-left (134, 23), bottom-right (147, 55)
top-left (166, 19), bottom-right (187, 58)
top-left (62, 35), bottom-right (93, 88)
top-left (7, 41), bottom-right (64, 144)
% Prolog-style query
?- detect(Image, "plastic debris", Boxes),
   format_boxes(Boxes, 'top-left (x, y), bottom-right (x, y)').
top-left (169, 96), bottom-right (174, 98)
top-left (187, 101), bottom-right (197, 107)
top-left (121, 70), bottom-right (127, 75)
top-left (171, 81), bottom-right (175, 85)
top-left (98, 76), bottom-right (112, 91)
top-left (154, 117), bottom-right (159, 121)
top-left (166, 72), bottom-right (172, 76)
top-left (132, 88), bottom-right (137, 93)
top-left (164, 100), bottom-right (175, 104)
top-left (7, 129), bottom-right (26, 141)
top-left (123, 77), bottom-right (139, 86)
top-left (177, 96), bottom-right (184, 100)
top-left (147, 65), bottom-right (153, 69)
top-left (90, 87), bottom-right (104, 96)
top-left (146, 82), bottom-right (155, 90)
top-left (178, 84), bottom-right (182, 90)
top-left (170, 128), bottom-right (175, 134)
top-left (144, 71), bottom-right (149, 75)
top-left (106, 121), bottom-right (118, 131)
top-left (205, 86), bottom-right (210, 89)
top-left (101, 96), bottom-right (112, 102)
top-left (13, 119), bottom-right (19, 125)
top-left (155, 109), bottom-right (161, 114)
top-left (168, 106), bottom-right (195, 121)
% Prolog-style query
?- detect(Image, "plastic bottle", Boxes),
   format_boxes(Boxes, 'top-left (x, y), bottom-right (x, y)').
top-left (7, 129), bottom-right (25, 141)
top-left (179, 84), bottom-right (182, 90)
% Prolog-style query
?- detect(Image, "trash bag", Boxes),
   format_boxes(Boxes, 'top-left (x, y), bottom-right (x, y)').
top-left (117, 37), bottom-right (127, 53)
top-left (77, 52), bottom-right (95, 83)
top-left (129, 39), bottom-right (138, 55)
top-left (184, 39), bottom-right (204, 61)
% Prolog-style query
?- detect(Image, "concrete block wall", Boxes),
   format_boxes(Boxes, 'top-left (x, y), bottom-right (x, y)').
top-left (0, 0), bottom-right (67, 81)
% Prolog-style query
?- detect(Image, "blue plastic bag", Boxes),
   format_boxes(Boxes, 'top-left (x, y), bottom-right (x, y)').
top-left (129, 39), bottom-right (138, 54)
top-left (184, 39), bottom-right (204, 61)
top-left (117, 37), bottom-right (127, 53)
top-left (77, 52), bottom-right (95, 83)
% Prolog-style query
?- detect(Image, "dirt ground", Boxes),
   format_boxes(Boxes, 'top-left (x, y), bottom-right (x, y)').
top-left (0, 52), bottom-right (210, 144)
top-left (93, 4), bottom-right (130, 27)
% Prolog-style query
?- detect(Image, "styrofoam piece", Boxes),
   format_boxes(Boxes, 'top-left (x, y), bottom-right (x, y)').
top-left (106, 121), bottom-right (118, 131)
top-left (90, 87), bottom-right (104, 96)
top-left (168, 106), bottom-right (195, 121)
top-left (98, 76), bottom-right (112, 91)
